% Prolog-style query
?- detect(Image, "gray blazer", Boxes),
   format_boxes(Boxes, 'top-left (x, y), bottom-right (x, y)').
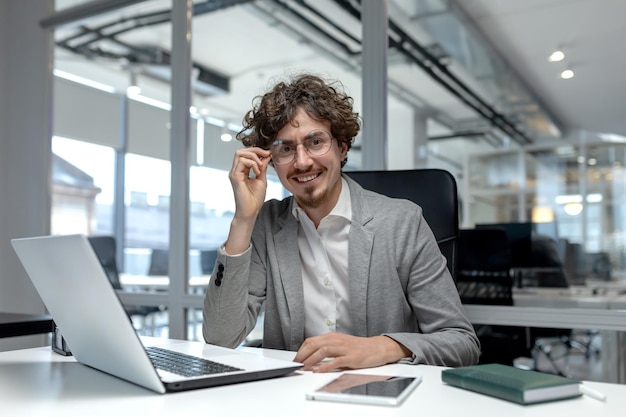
top-left (203, 175), bottom-right (480, 366)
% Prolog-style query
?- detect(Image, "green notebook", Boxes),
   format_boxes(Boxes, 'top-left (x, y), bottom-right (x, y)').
top-left (441, 364), bottom-right (582, 405)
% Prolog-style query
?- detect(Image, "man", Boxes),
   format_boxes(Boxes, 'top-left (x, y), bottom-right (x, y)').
top-left (203, 73), bottom-right (480, 372)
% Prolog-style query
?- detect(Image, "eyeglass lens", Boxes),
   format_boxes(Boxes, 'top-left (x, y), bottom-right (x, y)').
top-left (270, 130), bottom-right (333, 164)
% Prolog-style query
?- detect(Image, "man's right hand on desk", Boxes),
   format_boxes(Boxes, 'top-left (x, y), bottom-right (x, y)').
top-left (293, 333), bottom-right (411, 373)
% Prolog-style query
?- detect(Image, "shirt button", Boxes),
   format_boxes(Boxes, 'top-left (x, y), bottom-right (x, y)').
top-left (323, 278), bottom-right (330, 286)
top-left (325, 319), bottom-right (333, 326)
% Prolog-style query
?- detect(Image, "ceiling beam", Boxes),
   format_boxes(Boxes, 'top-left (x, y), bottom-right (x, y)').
top-left (40, 0), bottom-right (149, 29)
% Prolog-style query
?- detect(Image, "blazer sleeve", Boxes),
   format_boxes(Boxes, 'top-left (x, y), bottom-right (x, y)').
top-left (202, 244), bottom-right (265, 348)
top-left (377, 203), bottom-right (480, 367)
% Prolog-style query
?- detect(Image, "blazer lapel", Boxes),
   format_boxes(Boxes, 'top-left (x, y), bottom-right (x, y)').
top-left (346, 176), bottom-right (375, 337)
top-left (273, 214), bottom-right (305, 349)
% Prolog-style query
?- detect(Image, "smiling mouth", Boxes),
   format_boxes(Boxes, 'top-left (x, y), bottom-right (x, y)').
top-left (295, 173), bottom-right (320, 183)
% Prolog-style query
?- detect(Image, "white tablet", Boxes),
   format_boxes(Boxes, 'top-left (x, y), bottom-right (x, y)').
top-left (305, 373), bottom-right (422, 406)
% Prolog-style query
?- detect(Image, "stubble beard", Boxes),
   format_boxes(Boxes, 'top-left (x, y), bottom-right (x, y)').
top-left (296, 184), bottom-right (328, 209)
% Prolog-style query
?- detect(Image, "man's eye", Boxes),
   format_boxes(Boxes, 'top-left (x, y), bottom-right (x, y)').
top-left (279, 145), bottom-right (293, 154)
top-left (307, 138), bottom-right (323, 148)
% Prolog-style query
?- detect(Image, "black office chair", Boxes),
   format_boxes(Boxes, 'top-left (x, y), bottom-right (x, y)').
top-left (199, 249), bottom-right (218, 275)
top-left (148, 248), bottom-right (169, 276)
top-left (345, 169), bottom-right (458, 279)
top-left (87, 236), bottom-right (162, 334)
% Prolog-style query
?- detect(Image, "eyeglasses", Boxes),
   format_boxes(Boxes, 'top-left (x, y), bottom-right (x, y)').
top-left (269, 129), bottom-right (334, 165)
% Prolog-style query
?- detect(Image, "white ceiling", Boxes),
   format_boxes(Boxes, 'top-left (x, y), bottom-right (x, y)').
top-left (458, 0), bottom-right (626, 138)
top-left (54, 0), bottom-right (626, 152)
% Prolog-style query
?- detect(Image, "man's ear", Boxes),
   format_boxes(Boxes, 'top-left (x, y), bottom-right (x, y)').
top-left (340, 141), bottom-right (348, 160)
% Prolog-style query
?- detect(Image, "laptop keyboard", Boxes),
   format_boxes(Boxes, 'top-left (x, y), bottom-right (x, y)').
top-left (146, 346), bottom-right (243, 377)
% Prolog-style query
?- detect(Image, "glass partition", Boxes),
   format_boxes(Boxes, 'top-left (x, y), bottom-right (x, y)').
top-left (466, 138), bottom-right (626, 282)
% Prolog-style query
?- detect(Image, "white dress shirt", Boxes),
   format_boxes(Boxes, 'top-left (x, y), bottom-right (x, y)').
top-left (293, 178), bottom-right (353, 338)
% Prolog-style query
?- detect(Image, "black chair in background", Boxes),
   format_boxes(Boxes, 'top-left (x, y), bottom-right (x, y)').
top-left (457, 228), bottom-right (529, 365)
top-left (345, 169), bottom-right (458, 280)
top-left (200, 249), bottom-right (218, 275)
top-left (148, 248), bottom-right (169, 276)
top-left (88, 236), bottom-right (162, 334)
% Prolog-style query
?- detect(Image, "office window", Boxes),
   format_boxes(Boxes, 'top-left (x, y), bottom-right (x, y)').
top-left (51, 136), bottom-right (115, 236)
top-left (124, 153), bottom-right (171, 256)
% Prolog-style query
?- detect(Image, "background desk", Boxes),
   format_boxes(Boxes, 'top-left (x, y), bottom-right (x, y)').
top-left (466, 287), bottom-right (626, 384)
top-left (0, 312), bottom-right (53, 338)
top-left (119, 274), bottom-right (210, 291)
top-left (1, 338), bottom-right (623, 417)
top-left (513, 286), bottom-right (626, 309)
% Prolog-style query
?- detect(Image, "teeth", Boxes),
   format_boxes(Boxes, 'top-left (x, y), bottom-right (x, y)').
top-left (297, 174), bottom-right (317, 182)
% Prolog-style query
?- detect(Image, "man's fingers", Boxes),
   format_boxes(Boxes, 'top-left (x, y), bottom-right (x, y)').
top-left (295, 335), bottom-right (352, 371)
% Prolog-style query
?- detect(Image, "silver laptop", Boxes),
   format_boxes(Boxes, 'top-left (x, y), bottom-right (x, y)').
top-left (11, 234), bottom-right (301, 394)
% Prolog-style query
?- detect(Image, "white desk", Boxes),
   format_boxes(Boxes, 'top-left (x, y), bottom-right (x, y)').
top-left (119, 274), bottom-right (210, 291)
top-left (1, 338), bottom-right (624, 417)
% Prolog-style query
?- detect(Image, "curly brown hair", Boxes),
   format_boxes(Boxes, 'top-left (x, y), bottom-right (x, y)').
top-left (236, 73), bottom-right (361, 167)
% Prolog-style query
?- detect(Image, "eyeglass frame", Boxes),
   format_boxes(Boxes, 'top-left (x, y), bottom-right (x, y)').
top-left (269, 129), bottom-right (336, 165)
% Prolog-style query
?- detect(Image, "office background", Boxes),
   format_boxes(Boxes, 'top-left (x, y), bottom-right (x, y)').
top-left (1, 0), bottom-right (625, 361)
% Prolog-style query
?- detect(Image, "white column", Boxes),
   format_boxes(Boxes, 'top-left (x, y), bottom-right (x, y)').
top-left (361, 0), bottom-right (388, 170)
top-left (0, 0), bottom-right (54, 350)
top-left (168, 0), bottom-right (193, 339)
top-left (413, 111), bottom-right (429, 168)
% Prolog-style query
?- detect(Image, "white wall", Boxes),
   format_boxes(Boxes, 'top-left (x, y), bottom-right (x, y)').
top-left (0, 0), bottom-right (54, 350)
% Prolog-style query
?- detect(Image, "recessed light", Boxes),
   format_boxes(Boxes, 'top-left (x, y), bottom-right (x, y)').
top-left (126, 85), bottom-right (141, 96)
top-left (563, 202), bottom-right (583, 216)
top-left (560, 69), bottom-right (574, 79)
top-left (548, 50), bottom-right (565, 62)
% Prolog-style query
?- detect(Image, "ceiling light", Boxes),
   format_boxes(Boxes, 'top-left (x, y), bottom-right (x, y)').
top-left (599, 133), bottom-right (626, 143)
top-left (563, 202), bottom-right (583, 216)
top-left (196, 119), bottom-right (205, 166)
top-left (126, 85), bottom-right (141, 96)
top-left (220, 127), bottom-right (233, 142)
top-left (560, 69), bottom-right (575, 79)
top-left (587, 193), bottom-right (603, 203)
top-left (548, 50), bottom-right (565, 62)
top-left (54, 69), bottom-right (116, 93)
top-left (127, 93), bottom-right (171, 111)
top-left (555, 194), bottom-right (582, 204)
